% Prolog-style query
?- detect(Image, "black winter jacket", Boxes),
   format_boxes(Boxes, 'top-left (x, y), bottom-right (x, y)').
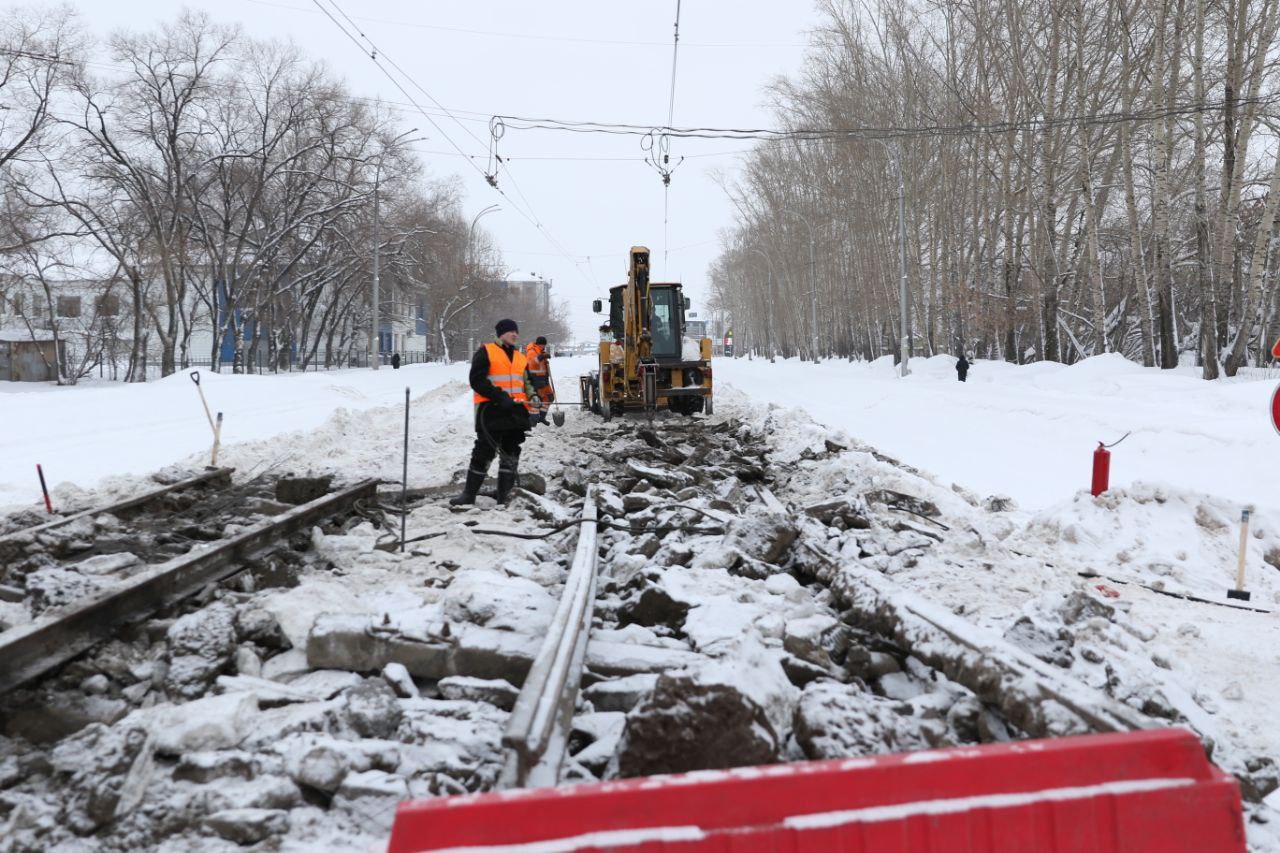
top-left (469, 343), bottom-right (532, 434)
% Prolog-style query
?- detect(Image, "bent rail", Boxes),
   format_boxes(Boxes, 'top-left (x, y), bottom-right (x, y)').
top-left (501, 484), bottom-right (600, 788)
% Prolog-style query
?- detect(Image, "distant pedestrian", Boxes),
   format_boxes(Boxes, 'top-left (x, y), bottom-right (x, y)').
top-left (391, 352), bottom-right (401, 370)
top-left (956, 353), bottom-right (970, 382)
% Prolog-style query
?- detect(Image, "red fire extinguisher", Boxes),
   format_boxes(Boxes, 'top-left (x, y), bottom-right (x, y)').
top-left (1091, 432), bottom-right (1131, 497)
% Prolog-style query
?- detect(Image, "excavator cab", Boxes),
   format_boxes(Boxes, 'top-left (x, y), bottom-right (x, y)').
top-left (581, 246), bottom-right (713, 419)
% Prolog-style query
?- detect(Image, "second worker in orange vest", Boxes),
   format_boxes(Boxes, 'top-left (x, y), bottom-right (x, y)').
top-left (450, 318), bottom-right (536, 506)
top-left (524, 336), bottom-right (554, 426)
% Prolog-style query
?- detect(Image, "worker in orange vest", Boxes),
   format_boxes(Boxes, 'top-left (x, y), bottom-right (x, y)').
top-left (1272, 337), bottom-right (1280, 360)
top-left (450, 318), bottom-right (535, 506)
top-left (525, 336), bottom-right (554, 426)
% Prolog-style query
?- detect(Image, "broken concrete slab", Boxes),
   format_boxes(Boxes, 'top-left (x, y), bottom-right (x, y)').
top-left (625, 460), bottom-right (695, 491)
top-left (307, 614), bottom-right (703, 685)
top-left (275, 475), bottom-right (333, 505)
top-left (173, 750), bottom-right (280, 784)
top-left (343, 681), bottom-right (403, 739)
top-left (382, 663), bottom-right (419, 698)
top-left (205, 808), bottom-right (289, 845)
top-left (582, 674), bottom-right (658, 713)
top-left (72, 553), bottom-right (142, 575)
top-left (151, 692), bottom-right (261, 755)
top-left (803, 495), bottom-right (872, 529)
top-left (437, 676), bottom-right (519, 711)
top-left (725, 509), bottom-right (798, 566)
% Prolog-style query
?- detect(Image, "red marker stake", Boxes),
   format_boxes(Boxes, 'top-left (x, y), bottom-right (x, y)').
top-left (36, 464), bottom-right (53, 514)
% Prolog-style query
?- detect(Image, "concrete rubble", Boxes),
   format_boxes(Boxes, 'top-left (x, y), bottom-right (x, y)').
top-left (2, 401), bottom-right (1273, 849)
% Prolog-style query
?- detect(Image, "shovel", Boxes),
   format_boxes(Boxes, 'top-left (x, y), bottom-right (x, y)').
top-left (548, 375), bottom-right (566, 427)
top-left (190, 371), bottom-right (223, 466)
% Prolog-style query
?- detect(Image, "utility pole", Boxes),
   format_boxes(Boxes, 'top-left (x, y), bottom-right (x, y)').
top-left (748, 246), bottom-right (776, 361)
top-left (370, 128), bottom-right (422, 370)
top-left (809, 234), bottom-right (818, 362)
top-left (371, 165), bottom-right (381, 370)
top-left (890, 143), bottom-right (910, 377)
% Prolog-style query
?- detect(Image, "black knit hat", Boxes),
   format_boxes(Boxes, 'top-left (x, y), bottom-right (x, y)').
top-left (495, 318), bottom-right (518, 336)
top-left (536, 336), bottom-right (547, 346)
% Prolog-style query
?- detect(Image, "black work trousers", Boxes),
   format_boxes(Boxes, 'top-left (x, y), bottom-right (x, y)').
top-left (467, 428), bottom-right (525, 479)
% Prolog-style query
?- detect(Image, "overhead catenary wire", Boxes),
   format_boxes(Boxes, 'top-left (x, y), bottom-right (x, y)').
top-left (312, 0), bottom-right (597, 290)
top-left (491, 91), bottom-right (1280, 143)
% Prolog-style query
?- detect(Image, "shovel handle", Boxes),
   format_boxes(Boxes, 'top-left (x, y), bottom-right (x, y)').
top-left (190, 370), bottom-right (201, 385)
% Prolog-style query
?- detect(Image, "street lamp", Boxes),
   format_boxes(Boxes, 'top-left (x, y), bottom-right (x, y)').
top-left (465, 204), bottom-right (501, 354)
top-left (371, 128), bottom-right (426, 370)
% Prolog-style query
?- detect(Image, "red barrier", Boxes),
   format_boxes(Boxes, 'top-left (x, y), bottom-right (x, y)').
top-left (388, 728), bottom-right (1244, 852)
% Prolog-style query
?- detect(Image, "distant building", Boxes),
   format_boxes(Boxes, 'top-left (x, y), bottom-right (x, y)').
top-left (499, 279), bottom-right (551, 314)
top-left (685, 310), bottom-right (708, 340)
top-left (0, 330), bottom-right (65, 381)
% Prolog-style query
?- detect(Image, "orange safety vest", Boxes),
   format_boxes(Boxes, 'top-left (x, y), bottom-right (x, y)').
top-left (473, 342), bottom-right (529, 407)
top-left (525, 342), bottom-right (548, 377)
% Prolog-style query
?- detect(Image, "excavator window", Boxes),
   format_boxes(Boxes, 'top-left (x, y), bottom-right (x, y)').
top-left (608, 286), bottom-right (624, 339)
top-left (650, 288), bottom-right (679, 358)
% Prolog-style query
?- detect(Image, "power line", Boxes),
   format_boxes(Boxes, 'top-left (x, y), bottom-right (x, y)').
top-left (246, 0), bottom-right (806, 49)
top-left (491, 92), bottom-right (1280, 142)
top-left (312, 0), bottom-right (597, 290)
top-left (77, 55), bottom-right (495, 131)
top-left (324, 0), bottom-right (490, 153)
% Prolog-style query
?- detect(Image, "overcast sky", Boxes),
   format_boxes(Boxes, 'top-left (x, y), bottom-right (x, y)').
top-left (78, 1), bottom-right (822, 342)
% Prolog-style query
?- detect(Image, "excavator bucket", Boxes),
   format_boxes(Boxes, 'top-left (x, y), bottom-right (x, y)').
top-left (388, 728), bottom-right (1245, 852)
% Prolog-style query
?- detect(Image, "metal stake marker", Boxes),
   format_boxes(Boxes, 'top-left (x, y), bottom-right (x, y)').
top-left (401, 387), bottom-right (409, 553)
top-left (36, 464), bottom-right (53, 514)
top-left (1228, 509), bottom-right (1253, 602)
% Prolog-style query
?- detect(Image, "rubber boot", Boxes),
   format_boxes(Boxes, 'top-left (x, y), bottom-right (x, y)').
top-left (495, 468), bottom-right (517, 505)
top-left (449, 470), bottom-right (485, 506)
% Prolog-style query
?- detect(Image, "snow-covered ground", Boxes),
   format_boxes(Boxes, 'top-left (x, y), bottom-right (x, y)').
top-left (717, 352), bottom-right (1278, 511)
top-left (3, 353), bottom-right (1279, 847)
top-left (5, 353), bottom-right (1272, 514)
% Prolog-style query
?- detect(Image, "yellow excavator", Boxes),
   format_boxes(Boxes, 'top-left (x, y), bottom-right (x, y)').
top-left (580, 246), bottom-right (712, 419)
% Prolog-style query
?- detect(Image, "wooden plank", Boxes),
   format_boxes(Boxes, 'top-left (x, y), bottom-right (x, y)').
top-left (0, 478), bottom-right (377, 695)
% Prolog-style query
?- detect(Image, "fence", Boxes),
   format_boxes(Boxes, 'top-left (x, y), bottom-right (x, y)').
top-left (92, 349), bottom-right (443, 380)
